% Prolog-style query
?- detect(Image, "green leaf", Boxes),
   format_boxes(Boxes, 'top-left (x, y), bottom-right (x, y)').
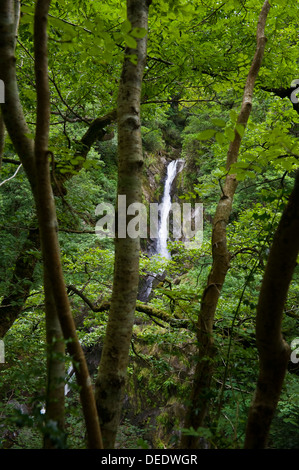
top-left (126, 53), bottom-right (138, 65)
top-left (124, 34), bottom-right (137, 49)
top-left (211, 117), bottom-right (226, 128)
top-left (24, 132), bottom-right (35, 140)
top-left (196, 129), bottom-right (216, 140)
top-left (21, 5), bottom-right (34, 14)
top-left (229, 109), bottom-right (238, 123)
top-left (236, 123), bottom-right (245, 137)
top-left (21, 14), bottom-right (33, 24)
top-left (121, 20), bottom-right (132, 34)
top-left (215, 132), bottom-right (226, 145)
top-left (225, 127), bottom-right (235, 142)
top-left (131, 27), bottom-right (147, 39)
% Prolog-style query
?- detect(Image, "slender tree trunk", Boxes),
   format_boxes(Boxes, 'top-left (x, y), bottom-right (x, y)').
top-left (43, 277), bottom-right (66, 449)
top-left (0, 1), bottom-right (67, 445)
top-left (0, 3), bottom-right (117, 444)
top-left (181, 0), bottom-right (271, 449)
top-left (33, 0), bottom-right (66, 448)
top-left (95, 0), bottom-right (151, 449)
top-left (0, 0), bottom-right (103, 449)
top-left (0, 0), bottom-right (41, 343)
top-left (33, 0), bottom-right (103, 449)
top-left (244, 170), bottom-right (299, 448)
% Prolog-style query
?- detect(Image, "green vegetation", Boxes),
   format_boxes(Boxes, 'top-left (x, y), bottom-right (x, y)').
top-left (0, 0), bottom-right (298, 450)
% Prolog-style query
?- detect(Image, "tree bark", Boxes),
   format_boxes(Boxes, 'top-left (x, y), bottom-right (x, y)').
top-left (33, 0), bottom-right (103, 449)
top-left (33, 1), bottom-right (66, 448)
top-left (43, 276), bottom-right (66, 449)
top-left (95, 0), bottom-right (151, 449)
top-left (0, 0), bottom-right (103, 449)
top-left (180, 0), bottom-right (271, 449)
top-left (244, 170), bottom-right (299, 448)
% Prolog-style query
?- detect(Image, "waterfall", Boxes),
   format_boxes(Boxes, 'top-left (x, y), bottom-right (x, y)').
top-left (156, 159), bottom-right (181, 259)
top-left (64, 364), bottom-right (75, 396)
top-left (40, 364), bottom-right (74, 414)
top-left (138, 159), bottom-right (184, 302)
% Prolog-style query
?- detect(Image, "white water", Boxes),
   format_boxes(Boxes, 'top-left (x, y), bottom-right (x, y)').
top-left (138, 159), bottom-right (184, 302)
top-left (64, 364), bottom-right (75, 396)
top-left (40, 364), bottom-right (74, 414)
top-left (157, 159), bottom-right (181, 259)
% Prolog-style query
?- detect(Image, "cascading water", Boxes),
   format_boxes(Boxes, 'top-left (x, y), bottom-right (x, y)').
top-left (40, 363), bottom-right (74, 414)
top-left (139, 159), bottom-right (184, 302)
top-left (64, 364), bottom-right (75, 396)
top-left (156, 159), bottom-right (181, 259)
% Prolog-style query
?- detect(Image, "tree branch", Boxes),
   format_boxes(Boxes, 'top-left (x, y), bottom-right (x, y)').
top-left (261, 85), bottom-right (299, 115)
top-left (0, 163), bottom-right (22, 187)
top-left (67, 284), bottom-right (193, 330)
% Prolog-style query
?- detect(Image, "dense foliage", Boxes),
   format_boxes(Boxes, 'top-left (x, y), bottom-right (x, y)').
top-left (0, 0), bottom-right (298, 449)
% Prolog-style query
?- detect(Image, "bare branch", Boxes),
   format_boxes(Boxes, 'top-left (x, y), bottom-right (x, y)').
top-left (0, 163), bottom-right (22, 187)
top-left (67, 284), bottom-right (193, 330)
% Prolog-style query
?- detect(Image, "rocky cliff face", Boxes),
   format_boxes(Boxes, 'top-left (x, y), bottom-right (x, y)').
top-left (142, 150), bottom-right (185, 228)
top-left (142, 151), bottom-right (168, 205)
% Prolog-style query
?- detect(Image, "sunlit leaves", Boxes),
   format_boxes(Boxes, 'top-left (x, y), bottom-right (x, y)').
top-left (211, 118), bottom-right (226, 128)
top-left (131, 27), bottom-right (147, 39)
top-left (196, 128), bottom-right (216, 141)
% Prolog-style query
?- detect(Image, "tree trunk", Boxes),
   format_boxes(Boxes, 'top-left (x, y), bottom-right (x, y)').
top-left (0, 0), bottom-right (103, 449)
top-left (181, 0), bottom-right (271, 449)
top-left (33, 0), bottom-right (103, 449)
top-left (244, 170), bottom-right (299, 448)
top-left (95, 0), bottom-right (151, 449)
top-left (43, 276), bottom-right (66, 449)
